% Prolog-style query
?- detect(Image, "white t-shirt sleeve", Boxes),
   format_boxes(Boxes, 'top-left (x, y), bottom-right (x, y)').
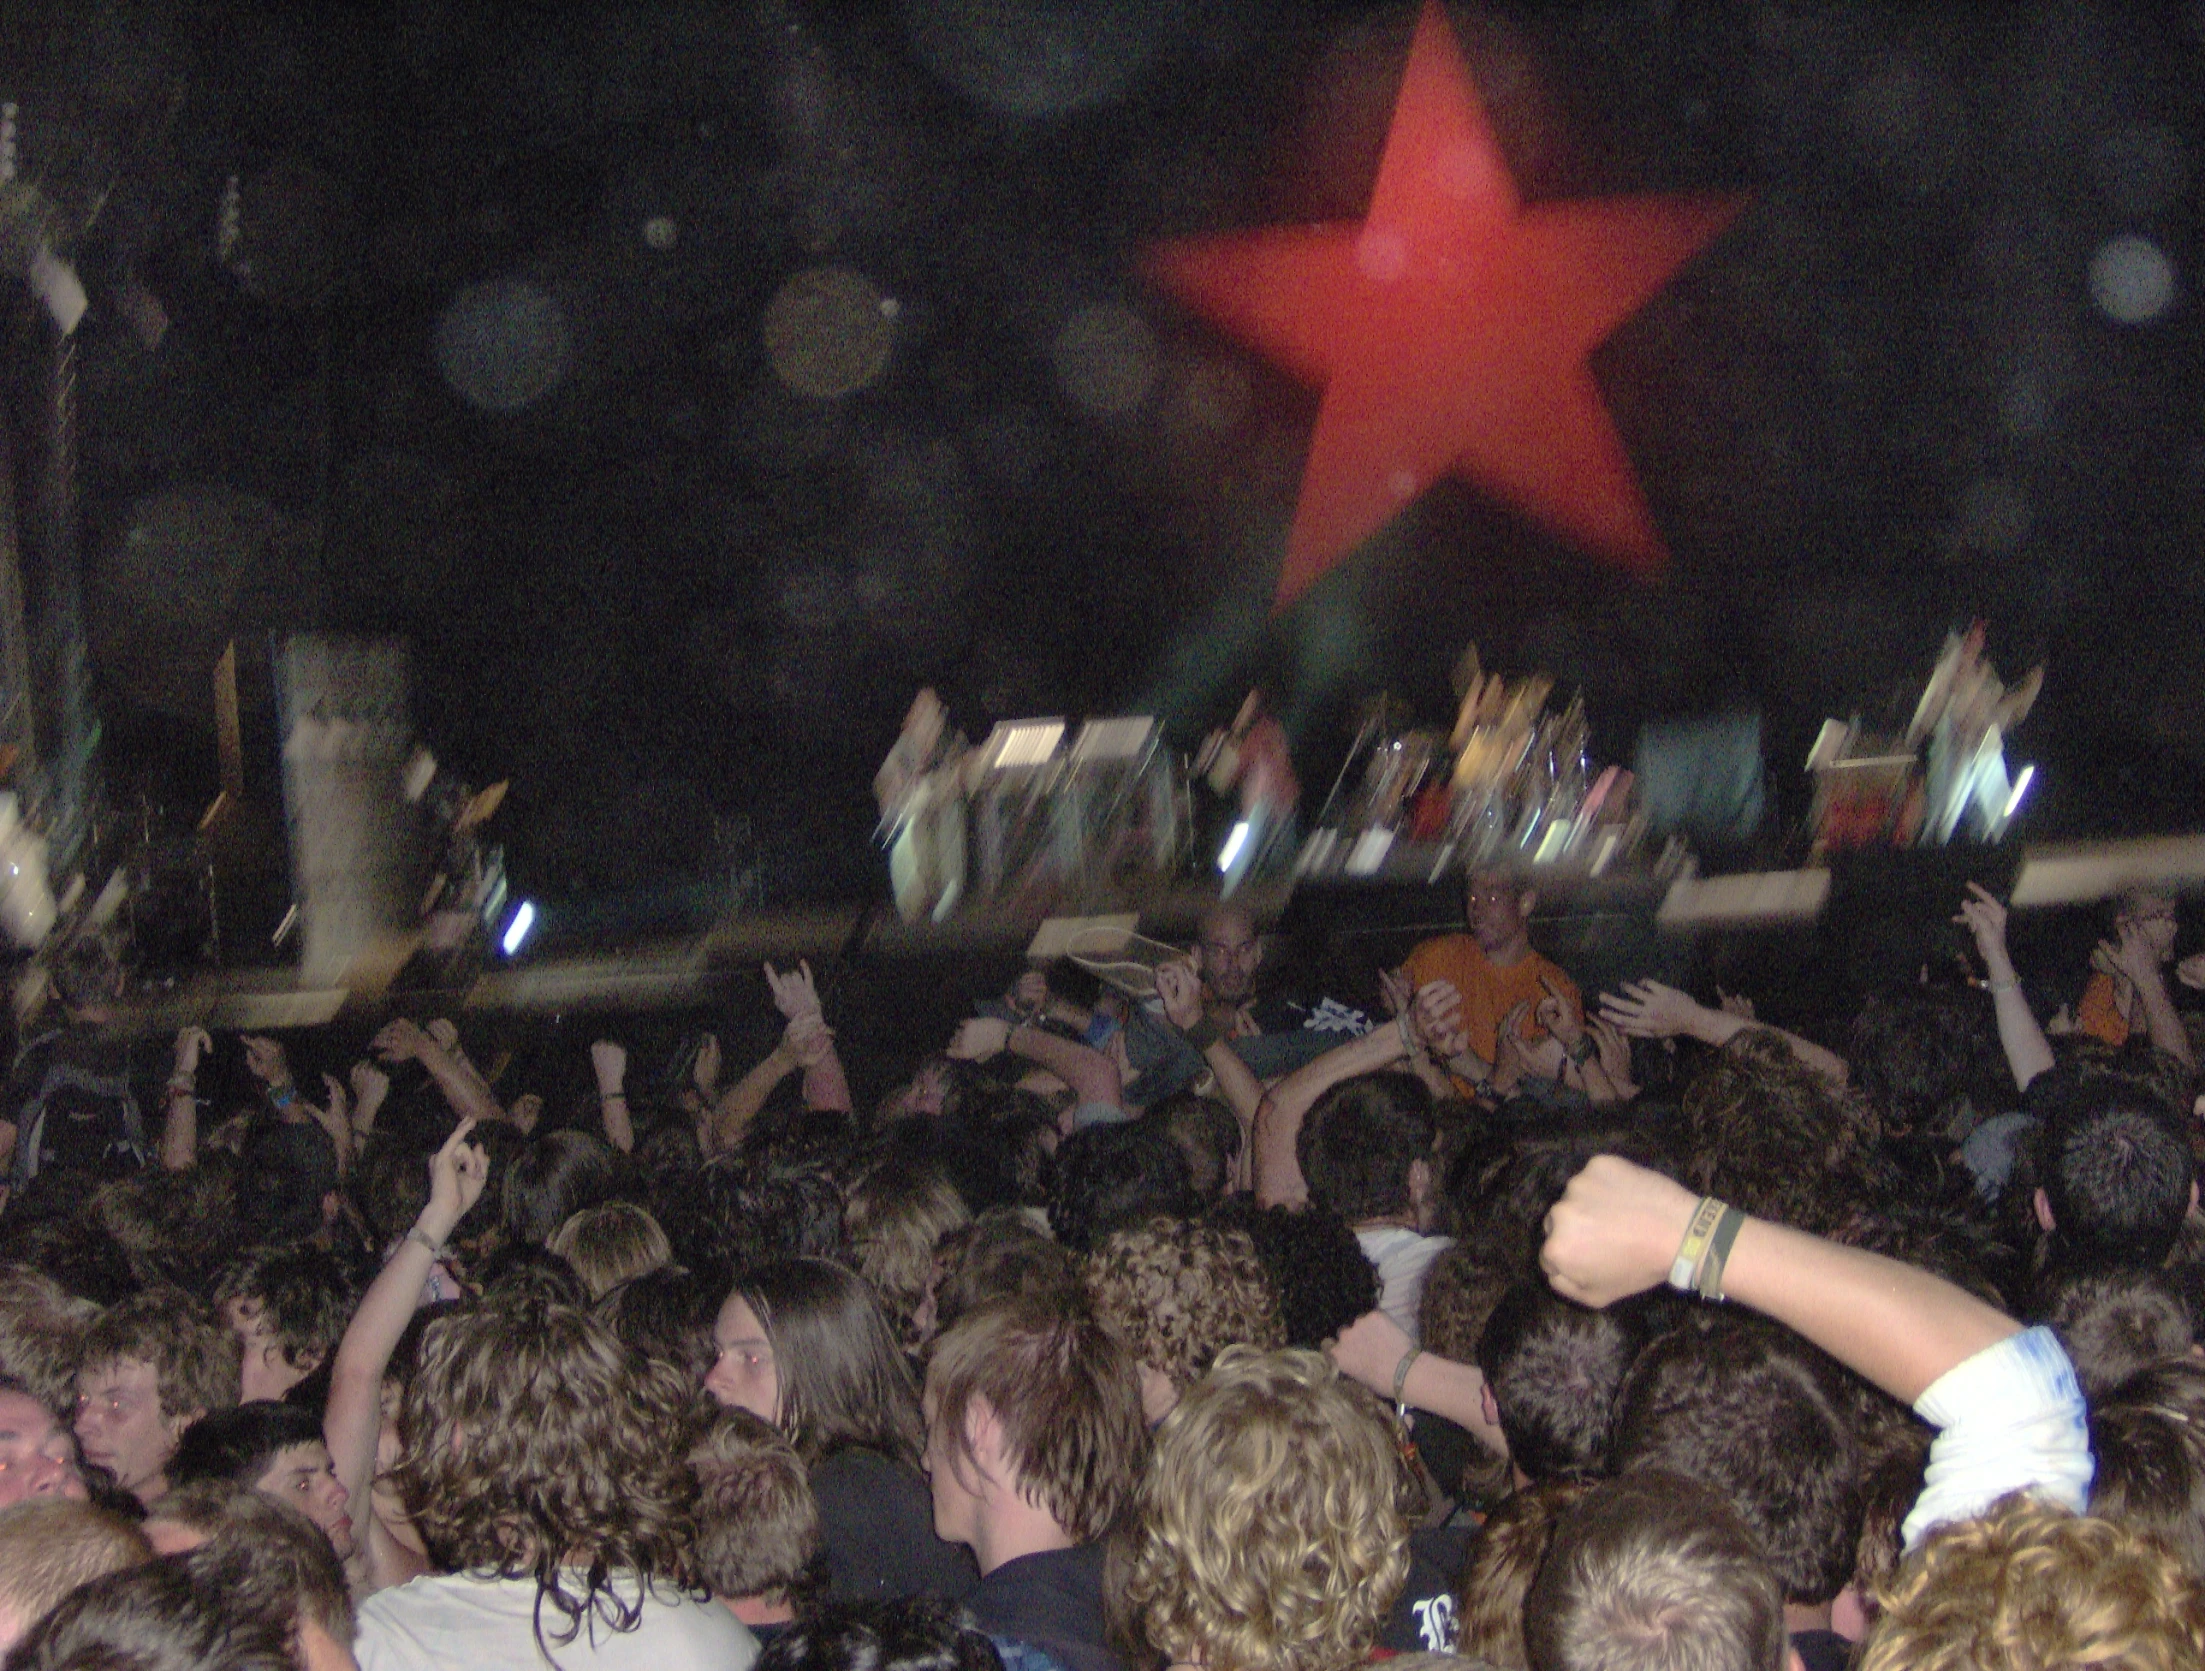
top-left (1901, 1324), bottom-right (2093, 1550)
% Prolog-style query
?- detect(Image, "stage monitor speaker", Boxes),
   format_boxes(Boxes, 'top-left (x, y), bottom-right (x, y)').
top-left (274, 636), bottom-right (425, 989)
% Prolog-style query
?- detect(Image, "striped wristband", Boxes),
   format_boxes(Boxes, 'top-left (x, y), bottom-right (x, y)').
top-left (1667, 1195), bottom-right (1727, 1293)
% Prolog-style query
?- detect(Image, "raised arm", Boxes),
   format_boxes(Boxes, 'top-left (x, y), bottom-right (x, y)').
top-left (766, 960), bottom-right (853, 1114)
top-left (1252, 1016), bottom-right (1422, 1207)
top-left (591, 1040), bottom-right (634, 1154)
top-left (1156, 961), bottom-right (1264, 1189)
top-left (373, 1019), bottom-right (507, 1127)
top-left (1600, 979), bottom-right (1850, 1085)
top-left (1541, 1154), bottom-right (2090, 1541)
top-left (1956, 883), bottom-right (2055, 1092)
top-left (708, 1036), bottom-right (799, 1155)
top-left (159, 1027), bottom-right (211, 1172)
top-left (326, 1119), bottom-right (487, 1573)
top-left (948, 1015), bottom-right (1123, 1113)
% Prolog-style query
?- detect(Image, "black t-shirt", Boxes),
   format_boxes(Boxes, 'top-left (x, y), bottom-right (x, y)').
top-left (1792, 1627), bottom-right (1852, 1671)
top-left (810, 1447), bottom-right (977, 1604)
top-left (1380, 1524), bottom-right (1472, 1655)
top-left (965, 1544), bottom-right (1120, 1671)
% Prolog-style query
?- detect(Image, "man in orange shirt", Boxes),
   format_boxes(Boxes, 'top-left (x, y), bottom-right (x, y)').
top-left (2071, 889), bottom-right (2193, 1068)
top-left (1400, 871), bottom-right (1582, 1086)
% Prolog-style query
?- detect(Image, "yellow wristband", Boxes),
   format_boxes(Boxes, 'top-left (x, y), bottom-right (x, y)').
top-left (1667, 1195), bottom-right (1726, 1292)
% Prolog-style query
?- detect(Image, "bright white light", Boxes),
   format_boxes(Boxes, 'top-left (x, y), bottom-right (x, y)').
top-left (500, 901), bottom-right (537, 957)
top-left (2089, 235), bottom-right (2177, 324)
top-left (2002, 765), bottom-right (2036, 822)
top-left (1217, 822), bottom-right (1251, 874)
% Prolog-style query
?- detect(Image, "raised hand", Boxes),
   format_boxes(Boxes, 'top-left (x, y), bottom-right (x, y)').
top-left (1155, 961), bottom-right (1205, 1032)
top-left (2102, 920), bottom-right (2166, 988)
top-left (1540, 1154), bottom-right (1700, 1309)
top-left (242, 1035), bottom-right (293, 1091)
top-left (305, 1075), bottom-right (352, 1156)
top-left (590, 1040), bottom-right (628, 1095)
top-left (425, 1017), bottom-right (463, 1056)
top-left (1715, 987), bottom-right (1758, 1021)
top-left (2179, 952), bottom-right (2205, 993)
top-left (764, 960), bottom-right (823, 1021)
top-left (784, 1011), bottom-right (837, 1068)
top-left (946, 1016), bottom-right (1010, 1062)
top-left (1954, 882), bottom-right (2017, 978)
top-left (693, 1032), bottom-right (722, 1094)
top-left (423, 1117), bottom-right (489, 1234)
top-left (172, 1026), bottom-right (212, 1078)
top-left (1590, 1015), bottom-right (1636, 1092)
top-left (1599, 980), bottom-right (1706, 1041)
top-left (349, 1059), bottom-right (390, 1109)
top-left (372, 1018), bottom-right (433, 1064)
top-left (1536, 973), bottom-right (1584, 1050)
top-left (1415, 980), bottom-right (1471, 1062)
top-left (1378, 966), bottom-right (1413, 1020)
top-left (1492, 999), bottom-right (1533, 1089)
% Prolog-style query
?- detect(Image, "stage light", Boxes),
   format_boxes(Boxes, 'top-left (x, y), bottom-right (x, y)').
top-left (1217, 821), bottom-right (1251, 873)
top-left (2089, 235), bottom-right (2176, 325)
top-left (2002, 765), bottom-right (2036, 822)
top-left (501, 900), bottom-right (537, 957)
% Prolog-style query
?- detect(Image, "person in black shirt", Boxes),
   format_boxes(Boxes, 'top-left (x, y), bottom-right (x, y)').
top-left (922, 1294), bottom-right (1147, 1671)
top-left (709, 1258), bottom-right (975, 1605)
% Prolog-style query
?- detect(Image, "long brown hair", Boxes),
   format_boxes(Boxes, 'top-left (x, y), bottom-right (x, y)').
top-left (733, 1258), bottom-right (925, 1469)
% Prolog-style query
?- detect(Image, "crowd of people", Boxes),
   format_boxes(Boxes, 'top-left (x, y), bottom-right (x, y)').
top-left (2, 866), bottom-right (2205, 1671)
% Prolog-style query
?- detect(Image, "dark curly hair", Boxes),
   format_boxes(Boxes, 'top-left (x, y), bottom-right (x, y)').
top-left (395, 1297), bottom-right (702, 1652)
top-left (1207, 1198), bottom-right (1377, 1351)
top-left (756, 1598), bottom-right (1005, 1671)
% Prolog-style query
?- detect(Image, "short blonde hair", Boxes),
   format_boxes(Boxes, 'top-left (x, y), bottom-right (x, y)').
top-left (1859, 1493), bottom-right (2205, 1671)
top-left (1126, 1346), bottom-right (1411, 1671)
top-left (547, 1202), bottom-right (672, 1301)
top-left (0, 1500), bottom-right (152, 1640)
top-left (1084, 1218), bottom-right (1285, 1395)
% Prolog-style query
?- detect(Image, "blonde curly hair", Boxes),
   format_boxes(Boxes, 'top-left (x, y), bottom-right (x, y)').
top-left (1126, 1346), bottom-right (1411, 1671)
top-left (1859, 1492), bottom-right (2205, 1671)
top-left (1084, 1217), bottom-right (1285, 1397)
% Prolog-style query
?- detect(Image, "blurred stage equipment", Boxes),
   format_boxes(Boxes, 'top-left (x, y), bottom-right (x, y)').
top-left (1195, 691), bottom-right (1297, 897)
top-left (1298, 645), bottom-right (1656, 887)
top-left (0, 791), bottom-right (54, 948)
top-left (406, 745), bottom-right (513, 975)
top-left (874, 693), bottom-right (1189, 922)
top-left (1807, 624), bottom-right (2041, 853)
top-left (275, 637), bottom-right (427, 989)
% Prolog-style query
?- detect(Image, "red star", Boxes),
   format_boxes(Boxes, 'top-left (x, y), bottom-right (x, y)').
top-left (1146, 1), bottom-right (1746, 608)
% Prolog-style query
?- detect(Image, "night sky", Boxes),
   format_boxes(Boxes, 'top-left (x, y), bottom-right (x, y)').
top-left (10, 0), bottom-right (2205, 926)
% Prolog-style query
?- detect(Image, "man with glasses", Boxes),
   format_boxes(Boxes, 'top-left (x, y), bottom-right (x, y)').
top-left (2075, 890), bottom-right (2193, 1067)
top-left (1400, 869), bottom-right (1582, 1088)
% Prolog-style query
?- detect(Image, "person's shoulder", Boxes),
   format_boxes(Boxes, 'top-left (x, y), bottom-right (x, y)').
top-left (813, 1444), bottom-right (918, 1492)
top-left (640, 1588), bottom-right (756, 1649)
